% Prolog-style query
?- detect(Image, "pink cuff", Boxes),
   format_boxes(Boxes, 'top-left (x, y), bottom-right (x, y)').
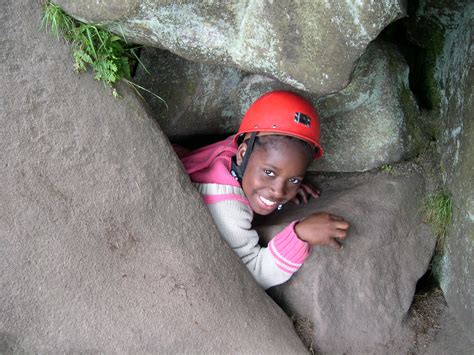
top-left (268, 221), bottom-right (310, 274)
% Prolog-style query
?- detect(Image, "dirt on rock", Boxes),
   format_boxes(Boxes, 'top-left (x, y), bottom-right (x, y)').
top-left (407, 286), bottom-right (473, 355)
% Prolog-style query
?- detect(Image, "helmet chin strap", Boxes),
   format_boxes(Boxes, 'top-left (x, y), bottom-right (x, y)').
top-left (230, 132), bottom-right (257, 182)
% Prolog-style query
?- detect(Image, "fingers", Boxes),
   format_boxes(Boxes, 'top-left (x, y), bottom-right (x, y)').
top-left (335, 220), bottom-right (350, 230)
top-left (290, 195), bottom-right (301, 205)
top-left (298, 189), bottom-right (309, 204)
top-left (292, 184), bottom-right (320, 205)
top-left (329, 214), bottom-right (350, 230)
top-left (333, 228), bottom-right (347, 239)
top-left (291, 188), bottom-right (308, 204)
top-left (301, 183), bottom-right (320, 199)
top-left (327, 215), bottom-right (348, 250)
top-left (327, 238), bottom-right (342, 250)
top-left (330, 224), bottom-right (347, 251)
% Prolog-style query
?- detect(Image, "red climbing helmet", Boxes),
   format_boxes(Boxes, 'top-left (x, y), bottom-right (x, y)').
top-left (234, 90), bottom-right (323, 159)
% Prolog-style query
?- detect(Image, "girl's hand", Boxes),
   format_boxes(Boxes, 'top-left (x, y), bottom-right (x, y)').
top-left (291, 182), bottom-right (320, 205)
top-left (295, 213), bottom-right (349, 249)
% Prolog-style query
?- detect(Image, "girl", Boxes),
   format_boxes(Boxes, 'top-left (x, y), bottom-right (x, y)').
top-left (178, 91), bottom-right (349, 289)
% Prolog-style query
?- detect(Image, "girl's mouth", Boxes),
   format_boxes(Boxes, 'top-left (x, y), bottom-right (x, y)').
top-left (258, 195), bottom-right (277, 209)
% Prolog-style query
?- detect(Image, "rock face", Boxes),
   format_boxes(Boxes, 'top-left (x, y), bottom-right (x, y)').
top-left (311, 41), bottom-right (425, 172)
top-left (134, 46), bottom-right (295, 141)
top-left (0, 1), bottom-right (307, 352)
top-left (54, 0), bottom-right (406, 95)
top-left (256, 170), bottom-right (437, 354)
top-left (414, 0), bottom-right (474, 338)
top-left (136, 40), bottom-right (425, 172)
top-left (134, 48), bottom-right (245, 140)
top-left (442, 64), bottom-right (474, 340)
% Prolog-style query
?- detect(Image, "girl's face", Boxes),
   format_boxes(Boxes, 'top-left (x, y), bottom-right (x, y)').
top-left (236, 140), bottom-right (311, 215)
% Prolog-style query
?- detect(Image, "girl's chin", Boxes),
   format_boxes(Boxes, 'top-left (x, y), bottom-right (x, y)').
top-left (254, 209), bottom-right (274, 216)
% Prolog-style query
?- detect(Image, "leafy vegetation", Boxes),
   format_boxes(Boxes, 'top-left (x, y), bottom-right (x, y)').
top-left (41, 1), bottom-right (165, 105)
top-left (422, 190), bottom-right (453, 251)
top-left (381, 164), bottom-right (394, 173)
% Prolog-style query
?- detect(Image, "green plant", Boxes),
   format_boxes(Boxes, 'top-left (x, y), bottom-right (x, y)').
top-left (381, 164), bottom-right (394, 173)
top-left (41, 1), bottom-right (75, 40)
top-left (422, 190), bottom-right (453, 250)
top-left (41, 1), bottom-right (165, 106)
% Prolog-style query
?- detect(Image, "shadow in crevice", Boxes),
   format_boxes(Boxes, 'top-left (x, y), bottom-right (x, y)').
top-left (379, 0), bottom-right (435, 111)
top-left (171, 133), bottom-right (230, 151)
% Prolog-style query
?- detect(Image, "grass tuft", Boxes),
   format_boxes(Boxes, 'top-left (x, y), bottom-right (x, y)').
top-left (41, 1), bottom-right (75, 40)
top-left (422, 190), bottom-right (452, 251)
top-left (41, 1), bottom-right (165, 106)
top-left (381, 164), bottom-right (394, 173)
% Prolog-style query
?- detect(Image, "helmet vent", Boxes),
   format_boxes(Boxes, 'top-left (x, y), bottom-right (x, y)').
top-left (294, 112), bottom-right (311, 127)
top-left (272, 124), bottom-right (277, 128)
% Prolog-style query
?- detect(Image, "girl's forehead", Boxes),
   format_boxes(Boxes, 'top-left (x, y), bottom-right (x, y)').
top-left (253, 142), bottom-right (310, 171)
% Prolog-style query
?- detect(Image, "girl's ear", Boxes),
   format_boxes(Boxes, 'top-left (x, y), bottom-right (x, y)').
top-left (236, 143), bottom-right (247, 166)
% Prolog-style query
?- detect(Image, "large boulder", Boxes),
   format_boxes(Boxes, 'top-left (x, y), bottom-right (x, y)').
top-left (0, 1), bottom-right (307, 352)
top-left (135, 41), bottom-right (426, 173)
top-left (256, 169), bottom-right (437, 354)
top-left (134, 48), bottom-right (245, 140)
top-left (441, 64), bottom-right (474, 341)
top-left (134, 46), bottom-right (294, 141)
top-left (311, 41), bottom-right (426, 172)
top-left (237, 41), bottom-right (426, 173)
top-left (134, 47), bottom-right (293, 141)
top-left (54, 0), bottom-right (406, 95)
top-left (410, 0), bottom-right (474, 337)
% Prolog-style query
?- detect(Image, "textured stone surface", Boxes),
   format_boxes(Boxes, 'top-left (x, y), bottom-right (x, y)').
top-left (134, 46), bottom-right (294, 141)
top-left (256, 169), bottom-right (436, 354)
top-left (136, 41), bottom-right (425, 173)
top-left (55, 0), bottom-right (406, 95)
top-left (134, 47), bottom-right (245, 140)
top-left (311, 41), bottom-right (425, 172)
top-left (441, 65), bottom-right (474, 340)
top-left (423, 0), bottom-right (474, 338)
top-left (0, 1), bottom-right (307, 352)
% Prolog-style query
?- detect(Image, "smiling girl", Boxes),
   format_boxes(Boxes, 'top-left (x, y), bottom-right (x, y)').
top-left (178, 91), bottom-right (349, 289)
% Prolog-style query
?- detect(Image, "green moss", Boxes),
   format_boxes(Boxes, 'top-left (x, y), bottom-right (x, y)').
top-left (185, 78), bottom-right (198, 94)
top-left (422, 190), bottom-right (453, 252)
top-left (381, 164), bottom-right (394, 173)
top-left (399, 85), bottom-right (429, 152)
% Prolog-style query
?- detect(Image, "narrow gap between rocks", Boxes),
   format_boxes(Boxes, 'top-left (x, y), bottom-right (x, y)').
top-left (379, 0), bottom-right (432, 111)
top-left (377, 0), bottom-right (446, 303)
top-left (171, 134), bottom-right (229, 150)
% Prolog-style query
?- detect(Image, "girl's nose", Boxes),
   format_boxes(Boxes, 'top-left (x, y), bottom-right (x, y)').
top-left (271, 180), bottom-right (287, 198)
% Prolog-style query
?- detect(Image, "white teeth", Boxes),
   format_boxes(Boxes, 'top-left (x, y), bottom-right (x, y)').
top-left (260, 196), bottom-right (276, 207)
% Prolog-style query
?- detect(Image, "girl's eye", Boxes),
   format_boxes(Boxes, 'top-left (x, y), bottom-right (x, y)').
top-left (289, 177), bottom-right (301, 185)
top-left (264, 169), bottom-right (275, 177)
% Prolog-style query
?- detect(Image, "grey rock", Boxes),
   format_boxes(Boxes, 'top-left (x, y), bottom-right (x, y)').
top-left (311, 41), bottom-right (426, 172)
top-left (134, 47), bottom-right (244, 140)
top-left (135, 41), bottom-right (425, 173)
top-left (0, 1), bottom-right (307, 352)
top-left (134, 46), bottom-right (293, 140)
top-left (427, 0), bottom-right (474, 338)
top-left (55, 0), bottom-right (406, 95)
top-left (256, 169), bottom-right (437, 354)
